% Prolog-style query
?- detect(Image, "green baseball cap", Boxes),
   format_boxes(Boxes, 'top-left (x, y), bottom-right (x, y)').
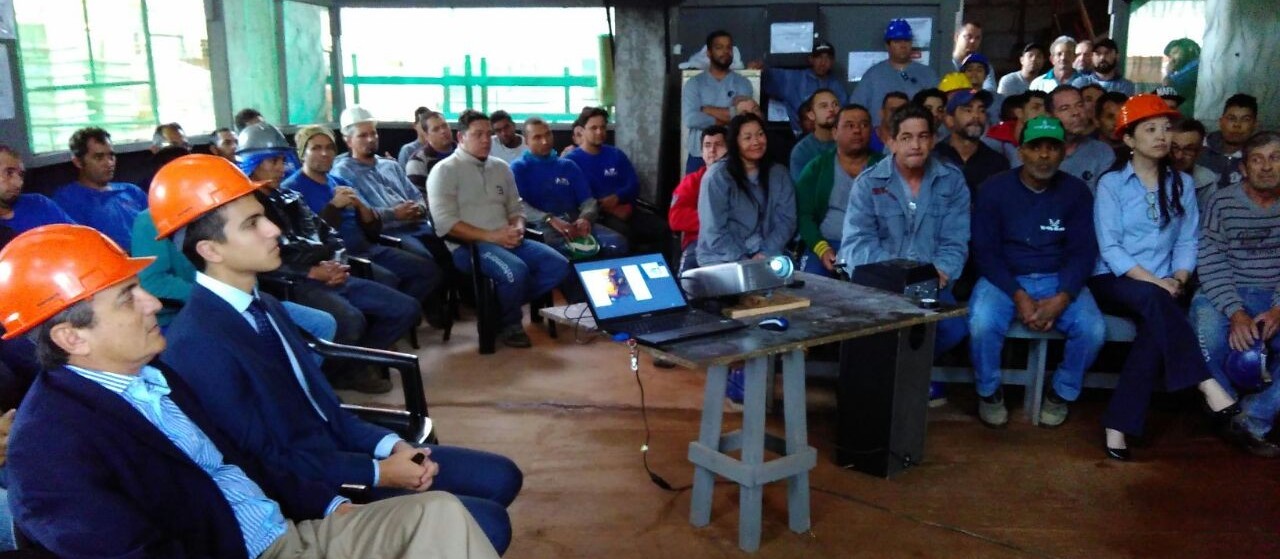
top-left (1021, 115), bottom-right (1065, 144)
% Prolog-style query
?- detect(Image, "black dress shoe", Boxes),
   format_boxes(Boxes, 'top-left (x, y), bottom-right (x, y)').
top-left (1105, 446), bottom-right (1131, 461)
top-left (1226, 419), bottom-right (1280, 458)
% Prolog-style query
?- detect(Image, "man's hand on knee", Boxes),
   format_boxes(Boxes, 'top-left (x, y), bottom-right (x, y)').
top-left (1254, 307), bottom-right (1280, 341)
top-left (378, 445), bottom-right (431, 490)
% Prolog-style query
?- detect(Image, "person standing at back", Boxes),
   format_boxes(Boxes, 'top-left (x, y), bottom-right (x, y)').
top-left (682, 30), bottom-right (754, 174)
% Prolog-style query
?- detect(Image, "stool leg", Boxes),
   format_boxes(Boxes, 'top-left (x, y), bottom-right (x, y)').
top-left (738, 356), bottom-right (768, 552)
top-left (690, 363), bottom-right (728, 527)
top-left (1027, 339), bottom-right (1048, 425)
top-left (781, 349), bottom-right (811, 533)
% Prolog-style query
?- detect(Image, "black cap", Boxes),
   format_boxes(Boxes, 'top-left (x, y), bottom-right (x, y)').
top-left (812, 40), bottom-right (835, 56)
top-left (1022, 42), bottom-right (1045, 54)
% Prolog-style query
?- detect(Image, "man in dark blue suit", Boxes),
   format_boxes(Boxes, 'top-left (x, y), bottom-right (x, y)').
top-left (0, 223), bottom-right (496, 558)
top-left (152, 155), bottom-right (522, 555)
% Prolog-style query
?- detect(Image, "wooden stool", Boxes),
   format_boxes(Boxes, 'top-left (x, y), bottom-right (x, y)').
top-left (688, 350), bottom-right (817, 552)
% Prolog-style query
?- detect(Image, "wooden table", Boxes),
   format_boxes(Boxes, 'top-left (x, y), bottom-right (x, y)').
top-left (539, 272), bottom-right (964, 552)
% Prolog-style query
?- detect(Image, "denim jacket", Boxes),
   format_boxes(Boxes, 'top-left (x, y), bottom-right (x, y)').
top-left (839, 156), bottom-right (971, 280)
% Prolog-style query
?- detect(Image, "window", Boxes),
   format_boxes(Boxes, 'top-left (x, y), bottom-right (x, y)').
top-left (336, 7), bottom-right (612, 124)
top-left (14, 0), bottom-right (213, 154)
top-left (1123, 0), bottom-right (1205, 106)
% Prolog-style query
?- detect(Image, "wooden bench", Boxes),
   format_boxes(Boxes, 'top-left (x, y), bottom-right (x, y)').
top-left (932, 314), bottom-right (1137, 425)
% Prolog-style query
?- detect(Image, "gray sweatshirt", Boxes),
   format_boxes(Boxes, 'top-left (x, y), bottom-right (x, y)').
top-left (695, 161), bottom-right (797, 266)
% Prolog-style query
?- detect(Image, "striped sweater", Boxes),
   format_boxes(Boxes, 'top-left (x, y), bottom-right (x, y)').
top-left (1197, 185), bottom-right (1280, 316)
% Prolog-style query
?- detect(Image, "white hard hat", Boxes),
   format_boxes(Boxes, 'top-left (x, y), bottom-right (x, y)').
top-left (339, 106), bottom-right (377, 136)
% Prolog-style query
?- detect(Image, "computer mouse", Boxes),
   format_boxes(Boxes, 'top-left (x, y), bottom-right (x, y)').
top-left (758, 317), bottom-right (789, 332)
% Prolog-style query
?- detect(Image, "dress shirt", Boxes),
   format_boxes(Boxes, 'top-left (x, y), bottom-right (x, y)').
top-left (67, 364), bottom-right (308, 557)
top-left (1092, 163), bottom-right (1199, 278)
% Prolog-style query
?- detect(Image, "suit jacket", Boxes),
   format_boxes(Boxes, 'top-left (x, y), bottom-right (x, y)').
top-left (162, 284), bottom-right (393, 488)
top-left (7, 363), bottom-right (334, 558)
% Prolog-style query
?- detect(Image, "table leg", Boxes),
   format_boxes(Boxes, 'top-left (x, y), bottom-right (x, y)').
top-left (781, 349), bottom-right (810, 533)
top-left (738, 356), bottom-right (768, 552)
top-left (690, 363), bottom-right (728, 527)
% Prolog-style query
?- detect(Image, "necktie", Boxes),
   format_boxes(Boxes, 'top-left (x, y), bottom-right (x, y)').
top-left (124, 367), bottom-right (172, 423)
top-left (246, 298), bottom-right (289, 362)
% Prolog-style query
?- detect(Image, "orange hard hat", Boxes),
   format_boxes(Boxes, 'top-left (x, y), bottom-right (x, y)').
top-left (148, 154), bottom-right (266, 240)
top-left (1113, 93), bottom-right (1181, 140)
top-left (0, 224), bottom-right (155, 339)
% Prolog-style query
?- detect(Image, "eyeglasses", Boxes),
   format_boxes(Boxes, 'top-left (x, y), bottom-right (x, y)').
top-left (1145, 191), bottom-right (1159, 221)
top-left (900, 71), bottom-right (918, 84)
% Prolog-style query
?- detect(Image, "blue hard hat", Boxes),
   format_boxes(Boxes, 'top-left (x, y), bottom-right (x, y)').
top-left (1224, 338), bottom-right (1272, 393)
top-left (885, 19), bottom-right (914, 42)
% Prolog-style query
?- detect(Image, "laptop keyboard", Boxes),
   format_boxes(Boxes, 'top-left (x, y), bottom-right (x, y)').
top-left (620, 312), bottom-right (727, 335)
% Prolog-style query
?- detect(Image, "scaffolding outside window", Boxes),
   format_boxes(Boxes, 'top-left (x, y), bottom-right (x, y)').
top-left (14, 0), bottom-right (213, 155)
top-left (334, 7), bottom-right (613, 125)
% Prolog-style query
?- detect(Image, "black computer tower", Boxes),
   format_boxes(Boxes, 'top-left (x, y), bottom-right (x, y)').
top-left (836, 316), bottom-right (936, 477)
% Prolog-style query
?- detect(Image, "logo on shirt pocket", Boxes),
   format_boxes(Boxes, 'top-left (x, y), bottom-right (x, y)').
top-left (1040, 218), bottom-right (1065, 232)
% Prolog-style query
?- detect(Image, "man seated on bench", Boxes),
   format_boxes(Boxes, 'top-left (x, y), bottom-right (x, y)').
top-left (839, 103), bottom-right (970, 407)
top-left (968, 116), bottom-right (1105, 428)
top-left (1191, 130), bottom-right (1280, 457)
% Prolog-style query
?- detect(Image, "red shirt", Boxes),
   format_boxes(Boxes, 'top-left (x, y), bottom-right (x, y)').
top-left (668, 166), bottom-right (708, 249)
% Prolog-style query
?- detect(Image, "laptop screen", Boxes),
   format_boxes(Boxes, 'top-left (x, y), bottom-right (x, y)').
top-left (574, 254), bottom-right (687, 321)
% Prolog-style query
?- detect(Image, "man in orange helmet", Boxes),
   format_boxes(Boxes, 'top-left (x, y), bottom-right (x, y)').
top-left (154, 154), bottom-right (522, 554)
top-left (0, 223), bottom-right (496, 558)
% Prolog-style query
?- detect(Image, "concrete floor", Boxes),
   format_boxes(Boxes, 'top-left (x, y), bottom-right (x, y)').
top-left (344, 315), bottom-right (1280, 559)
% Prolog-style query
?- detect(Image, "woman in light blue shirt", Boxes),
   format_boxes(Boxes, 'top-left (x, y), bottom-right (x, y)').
top-left (1088, 95), bottom-right (1238, 460)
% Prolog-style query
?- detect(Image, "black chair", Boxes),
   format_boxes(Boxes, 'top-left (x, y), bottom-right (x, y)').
top-left (302, 332), bottom-right (435, 445)
top-left (445, 228), bottom-right (556, 354)
top-left (255, 274), bottom-right (436, 445)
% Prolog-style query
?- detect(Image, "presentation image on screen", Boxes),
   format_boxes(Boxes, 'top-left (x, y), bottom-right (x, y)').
top-left (577, 255), bottom-right (686, 321)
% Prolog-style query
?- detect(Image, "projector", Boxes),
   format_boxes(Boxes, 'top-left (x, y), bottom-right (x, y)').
top-left (848, 259), bottom-right (939, 302)
top-left (680, 256), bottom-right (794, 299)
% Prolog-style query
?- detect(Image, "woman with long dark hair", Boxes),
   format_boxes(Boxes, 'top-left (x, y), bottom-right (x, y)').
top-left (696, 112), bottom-right (797, 267)
top-left (695, 112), bottom-right (797, 407)
top-left (1088, 94), bottom-right (1238, 460)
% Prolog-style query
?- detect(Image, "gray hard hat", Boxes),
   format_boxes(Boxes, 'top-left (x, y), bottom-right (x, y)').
top-left (236, 122), bottom-right (290, 154)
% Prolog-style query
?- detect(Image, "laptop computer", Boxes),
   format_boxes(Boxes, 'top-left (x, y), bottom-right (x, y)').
top-left (573, 253), bottom-right (747, 347)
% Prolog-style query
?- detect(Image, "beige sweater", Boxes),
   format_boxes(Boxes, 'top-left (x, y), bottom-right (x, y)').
top-left (427, 148), bottom-right (524, 248)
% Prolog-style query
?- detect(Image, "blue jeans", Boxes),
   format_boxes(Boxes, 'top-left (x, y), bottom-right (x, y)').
top-left (935, 287), bottom-right (969, 358)
top-left (537, 223), bottom-right (629, 259)
top-left (453, 241), bottom-right (570, 327)
top-left (367, 445), bottom-right (523, 555)
top-left (281, 301), bottom-right (337, 342)
top-left (799, 239), bottom-right (840, 277)
top-left (384, 222), bottom-right (439, 261)
top-left (1191, 288), bottom-right (1280, 438)
top-left (0, 487), bottom-right (11, 552)
top-left (293, 275), bottom-right (422, 349)
top-left (967, 275), bottom-right (1106, 399)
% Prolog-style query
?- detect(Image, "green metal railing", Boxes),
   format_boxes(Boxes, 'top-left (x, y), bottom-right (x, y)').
top-left (340, 54), bottom-right (598, 121)
top-left (19, 0), bottom-right (162, 153)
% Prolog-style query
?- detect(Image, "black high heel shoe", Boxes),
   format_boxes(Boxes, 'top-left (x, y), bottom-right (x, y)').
top-left (1105, 445), bottom-right (1131, 461)
top-left (1105, 430), bottom-right (1131, 461)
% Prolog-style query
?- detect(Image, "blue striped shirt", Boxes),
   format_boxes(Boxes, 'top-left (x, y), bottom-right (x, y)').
top-left (68, 365), bottom-right (286, 558)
